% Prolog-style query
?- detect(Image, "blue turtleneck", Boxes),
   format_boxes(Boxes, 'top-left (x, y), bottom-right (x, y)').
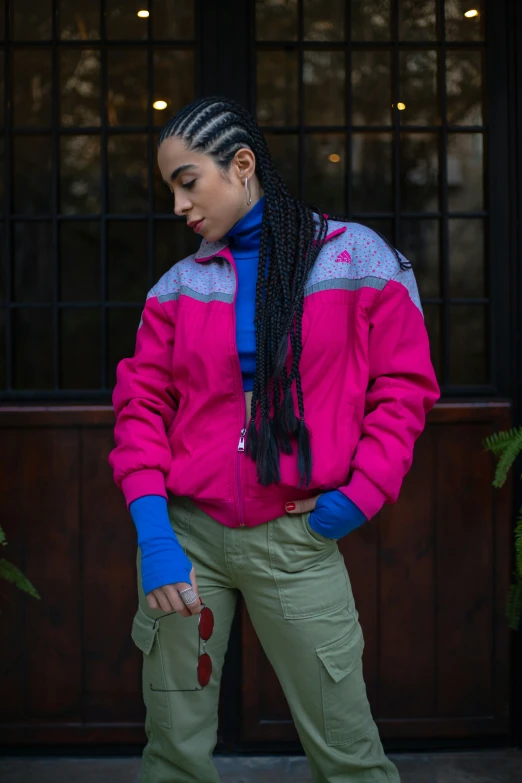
top-left (225, 196), bottom-right (267, 392)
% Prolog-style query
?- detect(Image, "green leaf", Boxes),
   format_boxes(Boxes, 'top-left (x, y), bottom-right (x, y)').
top-left (506, 580), bottom-right (522, 631)
top-left (0, 559), bottom-right (41, 600)
top-left (486, 427), bottom-right (522, 488)
top-left (0, 525), bottom-right (6, 547)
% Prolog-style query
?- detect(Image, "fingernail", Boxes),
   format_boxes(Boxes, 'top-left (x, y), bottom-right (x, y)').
top-left (285, 503), bottom-right (296, 511)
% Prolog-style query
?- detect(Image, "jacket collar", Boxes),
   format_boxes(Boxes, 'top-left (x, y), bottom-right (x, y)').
top-left (194, 221), bottom-right (347, 263)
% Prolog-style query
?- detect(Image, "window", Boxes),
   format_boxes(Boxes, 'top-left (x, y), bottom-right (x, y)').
top-left (255, 0), bottom-right (486, 390)
top-left (1, 0), bottom-right (198, 398)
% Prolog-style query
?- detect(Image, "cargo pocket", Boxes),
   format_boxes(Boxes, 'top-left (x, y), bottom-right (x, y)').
top-left (269, 512), bottom-right (350, 619)
top-left (131, 605), bottom-right (171, 729)
top-left (316, 623), bottom-right (374, 746)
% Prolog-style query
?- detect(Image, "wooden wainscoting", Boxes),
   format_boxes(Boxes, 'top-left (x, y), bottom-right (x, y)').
top-left (241, 401), bottom-right (513, 743)
top-left (0, 402), bottom-right (513, 747)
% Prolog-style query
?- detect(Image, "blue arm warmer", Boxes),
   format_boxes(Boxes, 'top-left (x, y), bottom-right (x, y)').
top-left (308, 490), bottom-right (367, 540)
top-left (129, 495), bottom-right (192, 596)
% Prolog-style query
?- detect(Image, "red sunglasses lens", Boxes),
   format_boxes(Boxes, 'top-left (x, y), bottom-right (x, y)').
top-left (197, 653), bottom-right (212, 687)
top-left (199, 607), bottom-right (214, 641)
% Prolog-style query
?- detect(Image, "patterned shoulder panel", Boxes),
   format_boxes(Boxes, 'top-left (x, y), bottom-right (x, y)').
top-left (148, 253), bottom-right (235, 305)
top-left (307, 221), bottom-right (422, 313)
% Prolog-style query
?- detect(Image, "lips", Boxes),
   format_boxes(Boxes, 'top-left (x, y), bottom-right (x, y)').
top-left (189, 219), bottom-right (204, 232)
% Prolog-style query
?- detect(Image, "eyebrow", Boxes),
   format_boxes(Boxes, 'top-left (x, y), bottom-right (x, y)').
top-left (165, 163), bottom-right (199, 184)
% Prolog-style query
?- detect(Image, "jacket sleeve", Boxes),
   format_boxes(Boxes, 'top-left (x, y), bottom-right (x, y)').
top-left (108, 292), bottom-right (176, 508)
top-left (339, 267), bottom-right (440, 520)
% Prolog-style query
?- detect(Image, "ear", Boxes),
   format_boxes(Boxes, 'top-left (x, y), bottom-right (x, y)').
top-left (233, 147), bottom-right (256, 181)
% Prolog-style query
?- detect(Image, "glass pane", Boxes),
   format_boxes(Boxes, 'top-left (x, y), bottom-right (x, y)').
top-left (108, 49), bottom-right (148, 126)
top-left (61, 309), bottom-right (101, 389)
top-left (352, 133), bottom-right (393, 212)
top-left (446, 51), bottom-right (482, 125)
top-left (0, 223), bottom-right (4, 300)
top-left (265, 134), bottom-right (299, 199)
top-left (155, 220), bottom-right (199, 280)
top-left (351, 51), bottom-right (392, 126)
top-left (423, 304), bottom-right (442, 381)
top-left (399, 0), bottom-right (437, 40)
top-left (108, 307), bottom-right (142, 386)
top-left (106, 0), bottom-right (148, 40)
top-left (447, 133), bottom-right (483, 211)
top-left (60, 222), bottom-right (100, 301)
top-left (304, 134), bottom-right (345, 215)
top-left (152, 0), bottom-right (195, 39)
top-left (256, 0), bottom-right (298, 41)
top-left (400, 133), bottom-right (439, 212)
top-left (450, 305), bottom-right (487, 384)
top-left (12, 49), bottom-right (52, 127)
top-left (154, 141), bottom-right (173, 214)
top-left (304, 51), bottom-right (345, 125)
top-left (108, 134), bottom-right (148, 213)
top-left (61, 49), bottom-right (101, 127)
top-left (445, 0), bottom-right (484, 42)
top-left (351, 0), bottom-right (391, 42)
top-left (360, 219), bottom-right (394, 246)
top-left (12, 0), bottom-right (52, 40)
top-left (0, 54), bottom-right (4, 125)
top-left (108, 221), bottom-right (148, 301)
top-left (60, 0), bottom-right (100, 39)
top-left (257, 50), bottom-right (298, 126)
top-left (401, 219), bottom-right (440, 297)
top-left (60, 136), bottom-right (101, 214)
top-left (399, 50), bottom-right (439, 126)
top-left (0, 309), bottom-right (5, 388)
top-left (13, 136), bottom-right (52, 214)
top-left (449, 218), bottom-right (485, 297)
top-left (13, 309), bottom-right (53, 389)
top-left (0, 139), bottom-right (3, 211)
top-left (13, 222), bottom-right (53, 302)
top-left (304, 0), bottom-right (344, 41)
top-left (153, 50), bottom-right (195, 121)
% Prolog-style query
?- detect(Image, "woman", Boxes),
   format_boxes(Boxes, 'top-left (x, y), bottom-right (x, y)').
top-left (109, 95), bottom-right (439, 783)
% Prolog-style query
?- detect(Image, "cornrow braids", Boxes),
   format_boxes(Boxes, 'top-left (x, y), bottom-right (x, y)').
top-left (158, 96), bottom-right (407, 489)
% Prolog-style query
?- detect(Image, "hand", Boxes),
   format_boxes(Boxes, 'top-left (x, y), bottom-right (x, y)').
top-left (146, 566), bottom-right (202, 618)
top-left (284, 495), bottom-right (322, 516)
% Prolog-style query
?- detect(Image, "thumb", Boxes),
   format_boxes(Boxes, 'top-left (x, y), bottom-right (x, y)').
top-left (285, 495), bottom-right (322, 515)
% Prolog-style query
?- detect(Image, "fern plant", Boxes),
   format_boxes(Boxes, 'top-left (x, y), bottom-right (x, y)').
top-left (0, 524), bottom-right (40, 600)
top-left (483, 426), bottom-right (522, 630)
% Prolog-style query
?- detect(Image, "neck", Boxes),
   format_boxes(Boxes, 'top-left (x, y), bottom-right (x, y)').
top-left (224, 196), bottom-right (265, 258)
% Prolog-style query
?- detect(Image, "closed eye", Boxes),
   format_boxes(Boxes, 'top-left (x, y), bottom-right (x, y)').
top-left (183, 180), bottom-right (196, 190)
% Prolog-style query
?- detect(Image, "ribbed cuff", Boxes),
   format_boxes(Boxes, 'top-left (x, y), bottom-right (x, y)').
top-left (338, 470), bottom-right (388, 521)
top-left (121, 469), bottom-right (168, 508)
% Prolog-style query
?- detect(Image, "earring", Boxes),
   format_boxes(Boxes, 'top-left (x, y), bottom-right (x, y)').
top-left (244, 176), bottom-right (252, 205)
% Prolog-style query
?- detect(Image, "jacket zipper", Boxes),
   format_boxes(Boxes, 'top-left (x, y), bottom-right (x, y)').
top-left (228, 252), bottom-right (248, 528)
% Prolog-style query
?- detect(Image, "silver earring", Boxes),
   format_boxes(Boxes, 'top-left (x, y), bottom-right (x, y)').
top-left (245, 176), bottom-right (252, 205)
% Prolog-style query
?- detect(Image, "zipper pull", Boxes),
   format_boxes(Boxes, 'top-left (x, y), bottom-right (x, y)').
top-left (238, 428), bottom-right (247, 452)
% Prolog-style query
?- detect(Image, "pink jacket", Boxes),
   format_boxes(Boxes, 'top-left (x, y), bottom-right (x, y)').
top-left (109, 219), bottom-right (440, 528)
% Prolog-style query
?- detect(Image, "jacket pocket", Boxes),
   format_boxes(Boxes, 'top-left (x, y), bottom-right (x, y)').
top-left (131, 606), bottom-right (171, 729)
top-left (316, 623), bottom-right (374, 746)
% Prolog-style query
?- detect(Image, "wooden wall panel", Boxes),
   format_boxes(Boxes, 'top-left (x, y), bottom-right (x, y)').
top-left (240, 402), bottom-right (513, 743)
top-left (0, 402), bottom-right (514, 747)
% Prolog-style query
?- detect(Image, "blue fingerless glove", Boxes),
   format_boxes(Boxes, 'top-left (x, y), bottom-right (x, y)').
top-left (129, 495), bottom-right (192, 596)
top-left (308, 490), bottom-right (367, 540)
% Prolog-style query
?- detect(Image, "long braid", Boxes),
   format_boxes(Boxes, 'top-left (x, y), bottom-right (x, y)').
top-left (158, 96), bottom-right (404, 489)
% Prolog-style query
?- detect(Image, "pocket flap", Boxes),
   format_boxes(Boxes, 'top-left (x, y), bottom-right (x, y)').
top-left (131, 606), bottom-right (158, 655)
top-left (316, 624), bottom-right (363, 683)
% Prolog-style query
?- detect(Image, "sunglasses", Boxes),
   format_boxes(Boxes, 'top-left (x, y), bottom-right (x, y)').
top-left (150, 600), bottom-right (214, 693)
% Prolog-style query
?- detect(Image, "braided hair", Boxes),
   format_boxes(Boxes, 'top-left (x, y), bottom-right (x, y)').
top-left (158, 96), bottom-right (410, 490)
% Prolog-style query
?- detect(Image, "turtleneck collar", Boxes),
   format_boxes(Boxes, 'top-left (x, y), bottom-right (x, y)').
top-left (224, 195), bottom-right (265, 259)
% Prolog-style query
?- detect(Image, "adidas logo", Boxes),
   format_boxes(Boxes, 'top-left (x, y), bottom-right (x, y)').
top-left (335, 250), bottom-right (352, 263)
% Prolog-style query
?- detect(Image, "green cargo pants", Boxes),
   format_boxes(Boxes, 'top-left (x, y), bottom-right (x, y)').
top-left (131, 495), bottom-right (400, 783)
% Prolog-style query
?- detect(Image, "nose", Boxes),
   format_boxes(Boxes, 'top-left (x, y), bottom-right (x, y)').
top-left (173, 191), bottom-right (191, 217)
